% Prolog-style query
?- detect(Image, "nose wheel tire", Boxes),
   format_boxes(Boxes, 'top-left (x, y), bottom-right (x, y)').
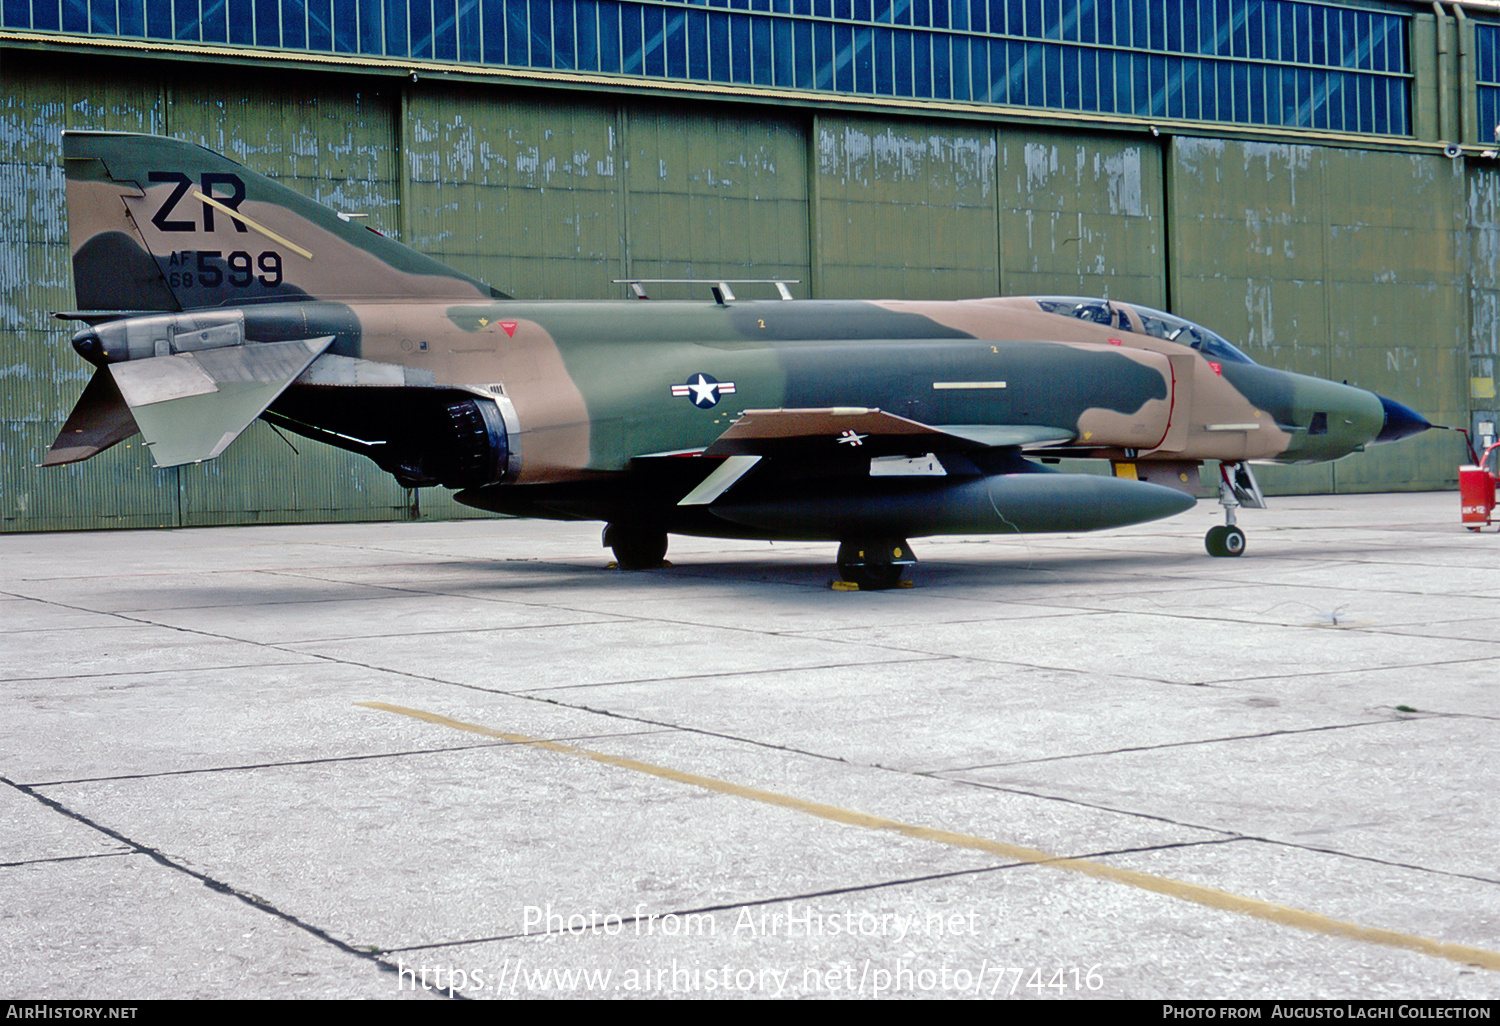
top-left (1206, 525), bottom-right (1246, 558)
top-left (604, 524), bottom-right (669, 570)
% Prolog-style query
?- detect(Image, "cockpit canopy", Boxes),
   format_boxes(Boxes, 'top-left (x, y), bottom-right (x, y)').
top-left (1034, 297), bottom-right (1255, 365)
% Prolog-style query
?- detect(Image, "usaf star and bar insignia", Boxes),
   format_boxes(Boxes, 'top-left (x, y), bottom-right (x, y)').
top-left (671, 373), bottom-right (737, 409)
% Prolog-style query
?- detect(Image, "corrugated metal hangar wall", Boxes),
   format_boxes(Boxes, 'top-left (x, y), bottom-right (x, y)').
top-left (0, 12), bottom-right (1492, 530)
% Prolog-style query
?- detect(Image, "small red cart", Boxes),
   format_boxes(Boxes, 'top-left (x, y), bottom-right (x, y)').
top-left (1460, 441), bottom-right (1500, 530)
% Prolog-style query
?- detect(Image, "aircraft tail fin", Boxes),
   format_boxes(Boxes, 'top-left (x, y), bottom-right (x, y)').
top-left (63, 131), bottom-right (501, 312)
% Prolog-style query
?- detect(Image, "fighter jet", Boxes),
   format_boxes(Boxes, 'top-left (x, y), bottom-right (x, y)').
top-left (44, 131), bottom-right (1430, 588)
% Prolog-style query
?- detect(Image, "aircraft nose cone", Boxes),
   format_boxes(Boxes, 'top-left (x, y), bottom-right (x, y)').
top-left (1373, 394), bottom-right (1431, 444)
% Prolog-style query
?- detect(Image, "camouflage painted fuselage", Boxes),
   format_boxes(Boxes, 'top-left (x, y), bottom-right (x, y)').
top-left (47, 131), bottom-right (1420, 548)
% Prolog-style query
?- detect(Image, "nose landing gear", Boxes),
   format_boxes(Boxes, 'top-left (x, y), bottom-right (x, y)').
top-left (1206, 462), bottom-right (1264, 558)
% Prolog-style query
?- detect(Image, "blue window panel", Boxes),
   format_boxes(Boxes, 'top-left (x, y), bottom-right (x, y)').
top-left (930, 35), bottom-right (952, 100)
top-left (641, 4), bottom-right (663, 76)
top-left (968, 36), bottom-right (989, 99)
top-left (555, 0), bottom-right (577, 68)
top-left (1279, 3), bottom-right (1298, 65)
top-left (3, 0), bottom-right (30, 29)
top-left (1106, 47), bottom-right (1128, 112)
top-left (663, 9), bottom-right (686, 78)
top-left (1483, 87), bottom-right (1500, 145)
top-left (1275, 65), bottom-right (1296, 125)
top-left (1230, 60), bottom-right (1248, 122)
top-left (751, 0), bottom-right (769, 12)
top-left (456, 0), bottom-right (479, 61)
top-left (1044, 43), bottom-right (1064, 108)
top-left (1308, 7), bottom-right (1325, 65)
top-left (751, 14), bottom-right (772, 83)
top-left (967, 0), bottom-right (984, 33)
top-left (874, 25), bottom-right (893, 93)
top-left (950, 0), bottom-right (965, 33)
top-left (165, 0), bottom-right (191, 39)
top-left (1164, 54), bottom-right (1185, 118)
top-left (1162, 0), bottom-right (1180, 53)
top-left (793, 19), bottom-right (813, 87)
top-left (63, 0), bottom-right (87, 32)
top-left (708, 10), bottom-right (730, 79)
top-left (228, 0), bottom-right (253, 42)
top-left (1129, 49), bottom-right (1152, 113)
top-left (91, 0), bottom-right (118, 33)
top-left (1381, 14), bottom-right (1402, 74)
top-left (619, 1), bottom-right (640, 70)
top-left (598, 0), bottom-right (620, 72)
top-left (1061, 0), bottom-right (1079, 41)
top-left (201, 0), bottom-right (229, 39)
top-left (380, 0), bottom-right (404, 54)
top-left (686, 7), bottom-right (708, 77)
top-left (950, 36), bottom-right (969, 99)
top-left (481, 0), bottom-right (503, 61)
top-left (528, 0), bottom-right (550, 63)
top-left (833, 21), bottom-right (854, 90)
top-left (995, 0), bottom-right (1014, 36)
top-left (356, 0), bottom-right (381, 51)
top-left (832, 0), bottom-right (850, 18)
top-left (253, 0), bottom-right (279, 45)
top-left (410, 0), bottom-right (434, 57)
top-left (812, 0), bottom-right (829, 16)
top-left (308, 0), bottom-right (332, 48)
top-left (506, 0), bottom-right (528, 63)
top-left (143, 0), bottom-right (169, 35)
top-left (1247, 61), bottom-right (1266, 124)
top-left (1090, 44), bottom-right (1112, 110)
top-left (853, 24), bottom-right (873, 91)
top-left (812, 19), bottom-right (832, 87)
top-left (871, 0), bottom-right (891, 23)
top-left (1077, 0), bottom-right (1095, 43)
top-left (574, 0), bottom-right (597, 67)
top-left (989, 37), bottom-right (1013, 103)
top-left (115, 1), bottom-right (144, 35)
top-left (331, 0), bottom-right (355, 50)
top-left (912, 30), bottom-right (931, 97)
top-left (892, 27), bottom-right (912, 95)
top-left (729, 12), bottom-right (750, 82)
top-left (1100, 0), bottom-right (1119, 45)
top-left (910, 0), bottom-right (927, 28)
top-left (1061, 43), bottom-right (1079, 109)
top-left (1246, 2), bottom-right (1263, 61)
top-left (1025, 0), bottom-right (1042, 38)
top-left (1179, 57), bottom-right (1202, 119)
top-left (282, 0), bottom-right (307, 47)
top-left (892, 0), bottom-right (910, 26)
top-left (772, 18), bottom-right (793, 84)
top-left (851, 0), bottom-right (870, 21)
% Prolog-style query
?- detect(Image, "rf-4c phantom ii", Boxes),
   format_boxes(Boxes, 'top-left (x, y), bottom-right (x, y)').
top-left (45, 132), bottom-right (1432, 589)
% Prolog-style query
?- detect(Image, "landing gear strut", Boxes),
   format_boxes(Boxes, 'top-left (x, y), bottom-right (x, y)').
top-left (836, 538), bottom-right (916, 590)
top-left (603, 523), bottom-right (668, 569)
top-left (1206, 462), bottom-right (1263, 558)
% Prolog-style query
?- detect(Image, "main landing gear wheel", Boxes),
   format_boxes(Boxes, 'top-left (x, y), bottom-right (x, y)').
top-left (603, 524), bottom-right (668, 570)
top-left (1205, 524), bottom-right (1246, 557)
top-left (836, 538), bottom-right (915, 591)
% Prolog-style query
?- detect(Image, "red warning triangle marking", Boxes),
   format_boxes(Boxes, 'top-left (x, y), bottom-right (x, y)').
top-left (500, 321), bottom-right (518, 338)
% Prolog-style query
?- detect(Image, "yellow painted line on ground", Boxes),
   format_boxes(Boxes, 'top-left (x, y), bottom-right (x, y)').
top-left (360, 701), bottom-right (1500, 971)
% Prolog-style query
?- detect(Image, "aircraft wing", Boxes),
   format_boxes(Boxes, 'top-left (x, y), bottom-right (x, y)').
top-left (700, 407), bottom-right (1074, 458)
